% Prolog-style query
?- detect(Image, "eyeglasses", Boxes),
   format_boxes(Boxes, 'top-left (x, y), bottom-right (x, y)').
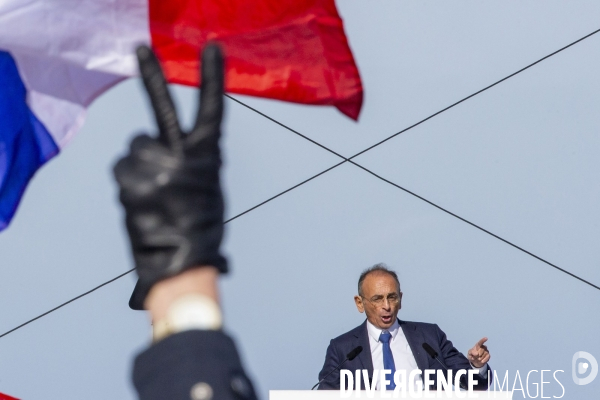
top-left (361, 293), bottom-right (401, 306)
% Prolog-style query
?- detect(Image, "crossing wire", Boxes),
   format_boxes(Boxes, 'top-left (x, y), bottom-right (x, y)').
top-left (0, 268), bottom-right (136, 339)
top-left (2, 27), bottom-right (599, 340)
top-left (226, 98), bottom-right (600, 292)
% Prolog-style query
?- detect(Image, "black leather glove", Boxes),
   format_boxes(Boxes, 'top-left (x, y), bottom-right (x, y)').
top-left (114, 44), bottom-right (227, 310)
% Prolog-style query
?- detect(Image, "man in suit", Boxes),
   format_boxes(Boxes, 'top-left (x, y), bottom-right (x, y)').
top-left (317, 264), bottom-right (492, 391)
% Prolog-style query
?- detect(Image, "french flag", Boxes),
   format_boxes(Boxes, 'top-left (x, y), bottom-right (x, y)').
top-left (0, 0), bottom-right (362, 230)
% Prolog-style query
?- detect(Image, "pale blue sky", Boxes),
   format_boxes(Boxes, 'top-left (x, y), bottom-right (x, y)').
top-left (1, 1), bottom-right (599, 399)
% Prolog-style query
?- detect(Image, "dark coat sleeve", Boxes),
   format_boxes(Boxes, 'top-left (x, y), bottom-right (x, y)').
top-left (434, 324), bottom-right (492, 391)
top-left (132, 330), bottom-right (258, 400)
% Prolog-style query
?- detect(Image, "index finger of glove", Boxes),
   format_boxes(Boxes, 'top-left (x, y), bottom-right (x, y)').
top-left (136, 45), bottom-right (183, 152)
top-left (189, 43), bottom-right (224, 148)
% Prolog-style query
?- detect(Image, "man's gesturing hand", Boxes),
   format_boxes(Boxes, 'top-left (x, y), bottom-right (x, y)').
top-left (467, 337), bottom-right (490, 368)
top-left (114, 44), bottom-right (227, 310)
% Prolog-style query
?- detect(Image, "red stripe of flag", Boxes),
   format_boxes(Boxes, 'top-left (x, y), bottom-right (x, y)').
top-left (0, 392), bottom-right (19, 400)
top-left (149, 0), bottom-right (363, 120)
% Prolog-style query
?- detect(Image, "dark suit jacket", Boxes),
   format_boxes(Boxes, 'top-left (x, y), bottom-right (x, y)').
top-left (317, 319), bottom-right (492, 391)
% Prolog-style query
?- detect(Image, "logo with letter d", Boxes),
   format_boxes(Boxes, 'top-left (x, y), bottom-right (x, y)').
top-left (572, 351), bottom-right (598, 385)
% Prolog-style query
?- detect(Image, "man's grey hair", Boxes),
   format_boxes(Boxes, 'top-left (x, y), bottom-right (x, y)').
top-left (357, 263), bottom-right (401, 296)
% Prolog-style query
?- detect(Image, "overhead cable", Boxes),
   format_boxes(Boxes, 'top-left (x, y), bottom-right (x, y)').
top-left (2, 27), bottom-right (598, 340)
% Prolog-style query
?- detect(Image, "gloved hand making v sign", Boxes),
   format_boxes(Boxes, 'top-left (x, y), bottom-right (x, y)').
top-left (114, 44), bottom-right (227, 311)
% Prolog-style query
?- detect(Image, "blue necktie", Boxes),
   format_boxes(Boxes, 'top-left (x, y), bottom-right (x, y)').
top-left (379, 331), bottom-right (396, 390)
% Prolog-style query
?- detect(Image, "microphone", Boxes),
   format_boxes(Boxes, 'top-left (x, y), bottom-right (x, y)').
top-left (347, 346), bottom-right (363, 361)
top-left (311, 346), bottom-right (363, 390)
top-left (422, 343), bottom-right (450, 370)
top-left (422, 343), bottom-right (466, 390)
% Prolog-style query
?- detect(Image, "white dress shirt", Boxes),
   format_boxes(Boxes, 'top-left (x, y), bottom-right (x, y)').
top-left (366, 319), bottom-right (420, 389)
top-left (366, 320), bottom-right (488, 389)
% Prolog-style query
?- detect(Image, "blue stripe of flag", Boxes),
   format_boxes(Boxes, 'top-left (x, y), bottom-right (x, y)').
top-left (0, 51), bottom-right (59, 231)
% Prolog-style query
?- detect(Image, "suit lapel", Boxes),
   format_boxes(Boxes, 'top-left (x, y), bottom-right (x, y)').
top-left (354, 320), bottom-right (373, 376)
top-left (354, 320), bottom-right (374, 374)
top-left (352, 320), bottom-right (374, 390)
top-left (400, 320), bottom-right (429, 371)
